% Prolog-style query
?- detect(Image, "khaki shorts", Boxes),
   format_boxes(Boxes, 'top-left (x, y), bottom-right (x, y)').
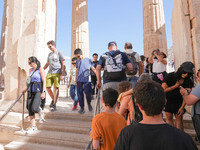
top-left (103, 82), bottom-right (120, 91)
top-left (46, 73), bottom-right (61, 88)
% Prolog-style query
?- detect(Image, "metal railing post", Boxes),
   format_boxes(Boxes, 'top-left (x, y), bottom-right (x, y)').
top-left (22, 94), bottom-right (25, 131)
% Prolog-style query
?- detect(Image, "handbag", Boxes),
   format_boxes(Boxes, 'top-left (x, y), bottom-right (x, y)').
top-left (26, 69), bottom-right (36, 87)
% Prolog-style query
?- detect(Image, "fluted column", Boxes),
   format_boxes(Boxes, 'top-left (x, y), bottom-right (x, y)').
top-left (71, 0), bottom-right (89, 58)
top-left (143, 0), bottom-right (167, 57)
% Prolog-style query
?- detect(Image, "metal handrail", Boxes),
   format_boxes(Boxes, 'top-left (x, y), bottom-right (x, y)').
top-left (85, 89), bottom-right (101, 150)
top-left (0, 94), bottom-right (25, 131)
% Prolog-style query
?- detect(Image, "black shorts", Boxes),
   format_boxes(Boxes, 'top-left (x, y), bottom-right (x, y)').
top-left (164, 100), bottom-right (182, 114)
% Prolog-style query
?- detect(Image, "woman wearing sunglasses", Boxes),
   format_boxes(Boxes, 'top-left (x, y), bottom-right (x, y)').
top-left (22, 56), bottom-right (46, 133)
top-left (162, 61), bottom-right (194, 130)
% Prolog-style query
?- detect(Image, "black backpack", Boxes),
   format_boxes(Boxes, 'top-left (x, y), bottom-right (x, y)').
top-left (126, 52), bottom-right (138, 75)
top-left (129, 95), bottom-right (143, 124)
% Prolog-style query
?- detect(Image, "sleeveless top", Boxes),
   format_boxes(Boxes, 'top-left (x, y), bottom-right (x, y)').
top-left (28, 68), bottom-right (42, 92)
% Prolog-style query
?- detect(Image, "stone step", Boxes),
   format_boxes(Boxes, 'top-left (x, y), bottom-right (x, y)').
top-left (14, 130), bottom-right (90, 149)
top-left (185, 128), bottom-right (196, 137)
top-left (37, 119), bottom-right (91, 134)
top-left (44, 111), bottom-right (93, 122)
top-left (4, 141), bottom-right (80, 150)
top-left (183, 120), bottom-right (194, 129)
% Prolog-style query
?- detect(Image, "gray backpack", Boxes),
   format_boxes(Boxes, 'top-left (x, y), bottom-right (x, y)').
top-left (126, 52), bottom-right (138, 75)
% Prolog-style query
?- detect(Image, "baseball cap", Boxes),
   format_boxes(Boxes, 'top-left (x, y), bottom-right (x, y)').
top-left (180, 61), bottom-right (195, 74)
top-left (108, 41), bottom-right (117, 47)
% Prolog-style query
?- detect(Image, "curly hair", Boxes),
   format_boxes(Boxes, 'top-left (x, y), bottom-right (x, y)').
top-left (118, 81), bottom-right (132, 94)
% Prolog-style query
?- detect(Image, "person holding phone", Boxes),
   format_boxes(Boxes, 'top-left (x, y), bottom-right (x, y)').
top-left (149, 49), bottom-right (167, 84)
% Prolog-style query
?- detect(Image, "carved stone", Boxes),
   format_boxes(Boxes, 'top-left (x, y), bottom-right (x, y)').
top-left (171, 0), bottom-right (200, 71)
top-left (0, 0), bottom-right (57, 100)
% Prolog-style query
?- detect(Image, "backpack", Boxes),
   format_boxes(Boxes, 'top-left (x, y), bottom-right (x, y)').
top-left (129, 95), bottom-right (143, 124)
top-left (103, 51), bottom-right (125, 80)
top-left (126, 52), bottom-right (138, 75)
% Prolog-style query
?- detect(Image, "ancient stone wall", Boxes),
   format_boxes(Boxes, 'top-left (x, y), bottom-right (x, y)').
top-left (0, 0), bottom-right (57, 100)
top-left (143, 0), bottom-right (167, 57)
top-left (171, 0), bottom-right (200, 72)
top-left (71, 0), bottom-right (89, 58)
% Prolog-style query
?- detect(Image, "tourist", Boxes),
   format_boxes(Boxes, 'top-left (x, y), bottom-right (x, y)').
top-left (90, 88), bottom-right (126, 150)
top-left (197, 69), bottom-right (200, 83)
top-left (43, 40), bottom-right (66, 111)
top-left (90, 53), bottom-right (99, 97)
top-left (96, 41), bottom-right (132, 91)
top-left (74, 48), bottom-right (96, 114)
top-left (114, 80), bottom-right (197, 150)
top-left (117, 81), bottom-right (134, 125)
top-left (179, 69), bottom-right (200, 142)
top-left (22, 56), bottom-right (46, 133)
top-left (68, 57), bottom-right (78, 111)
top-left (140, 55), bottom-right (146, 73)
top-left (145, 57), bottom-right (153, 74)
top-left (124, 42), bottom-right (143, 87)
top-left (162, 61), bottom-right (194, 130)
top-left (149, 49), bottom-right (167, 84)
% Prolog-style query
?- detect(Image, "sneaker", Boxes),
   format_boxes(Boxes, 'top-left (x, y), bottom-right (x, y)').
top-left (39, 112), bottom-right (45, 123)
top-left (49, 100), bottom-right (54, 108)
top-left (50, 104), bottom-right (56, 111)
top-left (72, 105), bottom-right (78, 111)
top-left (78, 108), bottom-right (85, 114)
top-left (88, 104), bottom-right (93, 112)
top-left (26, 126), bottom-right (37, 134)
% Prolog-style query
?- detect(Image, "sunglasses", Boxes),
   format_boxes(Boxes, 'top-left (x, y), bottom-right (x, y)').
top-left (48, 46), bottom-right (52, 49)
top-left (72, 63), bottom-right (76, 64)
top-left (28, 62), bottom-right (32, 64)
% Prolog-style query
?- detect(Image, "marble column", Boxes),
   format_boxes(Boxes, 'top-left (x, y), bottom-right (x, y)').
top-left (143, 0), bottom-right (167, 57)
top-left (0, 0), bottom-right (57, 100)
top-left (71, 0), bottom-right (89, 59)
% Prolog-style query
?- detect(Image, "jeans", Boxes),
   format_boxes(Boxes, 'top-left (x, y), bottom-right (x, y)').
top-left (127, 76), bottom-right (139, 88)
top-left (77, 82), bottom-right (92, 109)
top-left (70, 85), bottom-right (78, 106)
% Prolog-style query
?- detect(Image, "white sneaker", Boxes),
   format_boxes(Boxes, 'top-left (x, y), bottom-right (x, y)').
top-left (26, 126), bottom-right (37, 134)
top-left (39, 112), bottom-right (45, 123)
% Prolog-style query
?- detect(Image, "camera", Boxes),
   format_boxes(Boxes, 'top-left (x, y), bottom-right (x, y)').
top-left (152, 49), bottom-right (159, 56)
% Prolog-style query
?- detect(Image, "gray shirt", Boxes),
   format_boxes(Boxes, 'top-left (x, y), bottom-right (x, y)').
top-left (191, 84), bottom-right (200, 98)
top-left (191, 84), bottom-right (200, 116)
top-left (47, 50), bottom-right (65, 74)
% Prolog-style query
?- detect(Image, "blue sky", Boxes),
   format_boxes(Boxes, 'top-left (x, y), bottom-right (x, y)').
top-left (0, 0), bottom-right (174, 70)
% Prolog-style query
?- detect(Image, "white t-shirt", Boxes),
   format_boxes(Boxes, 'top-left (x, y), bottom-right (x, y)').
top-left (125, 49), bottom-right (141, 77)
top-left (153, 58), bottom-right (167, 73)
top-left (70, 67), bottom-right (76, 85)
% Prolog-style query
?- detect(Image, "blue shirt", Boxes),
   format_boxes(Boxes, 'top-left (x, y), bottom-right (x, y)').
top-left (28, 68), bottom-right (42, 92)
top-left (98, 50), bottom-right (131, 84)
top-left (76, 57), bottom-right (93, 82)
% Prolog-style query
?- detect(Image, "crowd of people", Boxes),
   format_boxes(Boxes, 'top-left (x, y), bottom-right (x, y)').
top-left (22, 40), bottom-right (200, 149)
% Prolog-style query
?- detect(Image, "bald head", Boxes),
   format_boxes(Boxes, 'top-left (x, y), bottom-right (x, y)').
top-left (124, 42), bottom-right (133, 50)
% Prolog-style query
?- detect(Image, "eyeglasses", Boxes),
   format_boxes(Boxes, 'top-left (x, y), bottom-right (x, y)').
top-left (28, 62), bottom-right (32, 64)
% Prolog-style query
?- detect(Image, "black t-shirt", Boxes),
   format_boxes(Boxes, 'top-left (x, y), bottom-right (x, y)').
top-left (163, 72), bottom-right (193, 103)
top-left (114, 123), bottom-right (197, 150)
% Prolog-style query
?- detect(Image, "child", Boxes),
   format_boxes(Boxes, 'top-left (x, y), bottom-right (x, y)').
top-left (68, 57), bottom-right (79, 110)
top-left (74, 48), bottom-right (96, 114)
top-left (117, 81), bottom-right (134, 125)
top-left (90, 88), bottom-right (126, 150)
